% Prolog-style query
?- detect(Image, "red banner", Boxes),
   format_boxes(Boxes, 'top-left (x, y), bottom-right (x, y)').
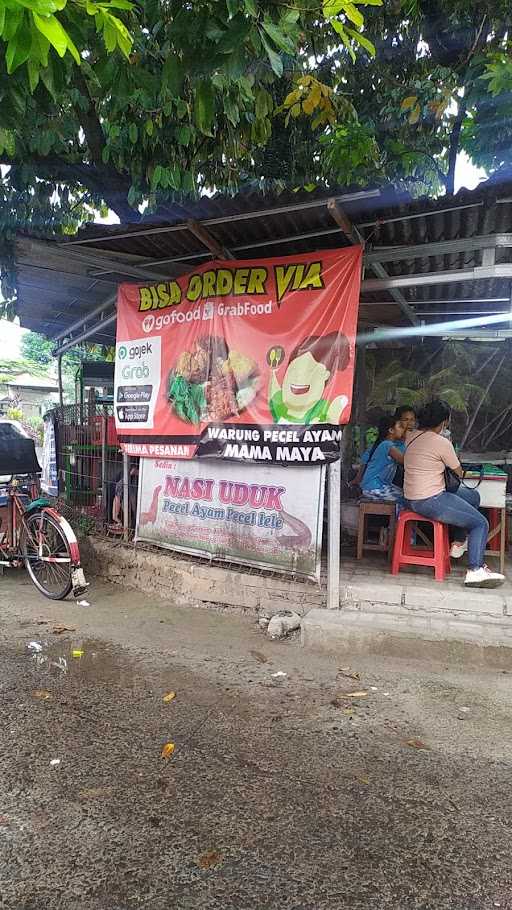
top-left (114, 247), bottom-right (362, 463)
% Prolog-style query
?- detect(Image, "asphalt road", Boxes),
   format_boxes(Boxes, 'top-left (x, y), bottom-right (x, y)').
top-left (0, 571), bottom-right (511, 910)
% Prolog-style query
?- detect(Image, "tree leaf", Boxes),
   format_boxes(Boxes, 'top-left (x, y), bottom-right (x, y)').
top-left (262, 17), bottom-right (295, 54)
top-left (27, 58), bottom-right (40, 91)
top-left (162, 55), bottom-right (184, 98)
top-left (408, 103), bottom-right (421, 124)
top-left (259, 30), bottom-right (283, 76)
top-left (194, 80), bottom-right (215, 134)
top-left (129, 122), bottom-right (137, 143)
top-left (331, 19), bottom-right (355, 62)
top-left (0, 5), bottom-right (5, 37)
top-left (6, 22), bottom-right (33, 73)
top-left (32, 12), bottom-right (69, 58)
top-left (345, 26), bottom-right (376, 56)
top-left (244, 0), bottom-right (258, 16)
top-left (401, 94), bottom-right (418, 110)
top-left (343, 3), bottom-right (364, 28)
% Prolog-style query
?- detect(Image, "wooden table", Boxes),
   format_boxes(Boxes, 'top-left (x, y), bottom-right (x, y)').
top-left (463, 466), bottom-right (507, 574)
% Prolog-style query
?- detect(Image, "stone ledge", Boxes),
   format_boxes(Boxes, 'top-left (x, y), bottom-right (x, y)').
top-left (301, 608), bottom-right (512, 666)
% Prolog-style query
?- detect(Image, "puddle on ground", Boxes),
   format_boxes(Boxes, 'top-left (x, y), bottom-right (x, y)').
top-left (24, 636), bottom-right (142, 686)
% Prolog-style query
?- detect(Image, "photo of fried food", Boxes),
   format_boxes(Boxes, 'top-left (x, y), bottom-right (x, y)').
top-left (168, 336), bottom-right (260, 424)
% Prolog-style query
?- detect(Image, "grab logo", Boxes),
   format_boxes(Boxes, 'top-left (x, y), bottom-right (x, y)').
top-left (142, 314), bottom-right (155, 333)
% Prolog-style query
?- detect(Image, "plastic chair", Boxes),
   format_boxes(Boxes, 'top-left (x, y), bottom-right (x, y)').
top-left (391, 510), bottom-right (451, 582)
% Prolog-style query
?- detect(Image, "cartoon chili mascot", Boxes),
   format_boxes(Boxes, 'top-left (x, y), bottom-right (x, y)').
top-left (268, 331), bottom-right (350, 425)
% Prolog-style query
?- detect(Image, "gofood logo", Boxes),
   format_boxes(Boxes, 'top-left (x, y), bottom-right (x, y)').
top-left (118, 345), bottom-right (128, 359)
top-left (142, 314), bottom-right (155, 334)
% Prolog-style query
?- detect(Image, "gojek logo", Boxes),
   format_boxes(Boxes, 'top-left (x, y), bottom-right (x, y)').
top-left (142, 314), bottom-right (155, 333)
top-left (118, 345), bottom-right (128, 360)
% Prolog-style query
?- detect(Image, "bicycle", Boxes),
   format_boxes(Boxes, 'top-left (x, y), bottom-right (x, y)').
top-left (0, 475), bottom-right (88, 601)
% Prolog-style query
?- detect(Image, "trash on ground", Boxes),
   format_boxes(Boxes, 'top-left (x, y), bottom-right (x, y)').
top-left (370, 686), bottom-right (379, 692)
top-left (344, 690), bottom-right (368, 698)
top-left (52, 626), bottom-right (76, 635)
top-left (72, 649), bottom-right (84, 659)
top-left (196, 850), bottom-right (223, 870)
top-left (27, 641), bottom-right (43, 653)
top-left (77, 600), bottom-right (90, 607)
top-left (50, 657), bottom-right (68, 673)
top-left (404, 738), bottom-right (430, 751)
top-left (33, 689), bottom-right (52, 700)
top-left (162, 692), bottom-right (177, 703)
top-left (249, 650), bottom-right (268, 664)
top-left (271, 671), bottom-right (287, 679)
top-left (161, 742), bottom-right (175, 759)
top-left (266, 611), bottom-right (301, 640)
top-left (49, 758), bottom-right (61, 767)
top-left (337, 666), bottom-right (361, 681)
top-left (459, 706), bottom-right (470, 713)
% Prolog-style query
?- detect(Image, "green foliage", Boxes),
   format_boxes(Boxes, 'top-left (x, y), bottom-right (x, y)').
top-left (20, 330), bottom-right (53, 365)
top-left (0, 0), bottom-right (133, 82)
top-left (1, 0), bottom-right (512, 319)
top-left (5, 404), bottom-right (23, 420)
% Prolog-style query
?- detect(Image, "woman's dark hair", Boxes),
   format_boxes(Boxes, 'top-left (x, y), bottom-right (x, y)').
top-left (395, 405), bottom-right (416, 420)
top-left (417, 399), bottom-right (451, 430)
top-left (367, 415), bottom-right (400, 461)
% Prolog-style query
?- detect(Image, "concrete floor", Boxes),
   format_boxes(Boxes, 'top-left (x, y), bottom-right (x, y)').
top-left (1, 569), bottom-right (512, 909)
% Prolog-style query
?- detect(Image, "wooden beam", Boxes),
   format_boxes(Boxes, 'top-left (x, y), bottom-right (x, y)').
top-left (186, 220), bottom-right (234, 259)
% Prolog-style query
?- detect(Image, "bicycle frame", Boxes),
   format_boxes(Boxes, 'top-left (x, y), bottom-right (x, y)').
top-left (0, 479), bottom-right (88, 596)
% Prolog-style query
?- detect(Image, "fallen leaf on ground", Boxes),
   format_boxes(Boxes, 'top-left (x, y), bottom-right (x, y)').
top-left (250, 650), bottom-right (268, 664)
top-left (52, 626), bottom-right (76, 635)
top-left (404, 738), bottom-right (430, 751)
top-left (33, 689), bottom-right (52, 700)
top-left (161, 742), bottom-right (175, 759)
top-left (162, 692), bottom-right (176, 703)
top-left (344, 691), bottom-right (368, 698)
top-left (196, 850), bottom-right (223, 870)
top-left (79, 787), bottom-right (114, 799)
top-left (355, 774), bottom-right (369, 785)
top-left (338, 667), bottom-right (361, 681)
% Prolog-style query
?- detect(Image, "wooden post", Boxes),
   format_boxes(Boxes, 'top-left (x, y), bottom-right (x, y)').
top-left (327, 451), bottom-right (341, 610)
top-left (122, 451), bottom-right (129, 542)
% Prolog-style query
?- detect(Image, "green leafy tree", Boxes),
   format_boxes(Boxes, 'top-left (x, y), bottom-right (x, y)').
top-left (1, 0), bottom-right (512, 314)
top-left (20, 329), bottom-right (53, 365)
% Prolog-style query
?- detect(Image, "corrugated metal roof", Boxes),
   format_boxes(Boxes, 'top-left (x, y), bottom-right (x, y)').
top-left (14, 173), bottom-right (512, 347)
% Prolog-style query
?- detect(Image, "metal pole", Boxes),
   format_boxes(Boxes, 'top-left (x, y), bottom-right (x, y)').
top-left (57, 354), bottom-right (64, 407)
top-left (101, 405), bottom-right (107, 521)
top-left (327, 453), bottom-right (341, 610)
top-left (122, 451), bottom-right (129, 542)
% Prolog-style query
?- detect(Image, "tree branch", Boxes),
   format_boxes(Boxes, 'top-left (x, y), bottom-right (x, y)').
top-left (0, 154), bottom-right (139, 223)
top-left (445, 97), bottom-right (466, 196)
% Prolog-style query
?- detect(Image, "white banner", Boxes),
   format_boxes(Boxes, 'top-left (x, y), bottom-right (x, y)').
top-left (136, 458), bottom-right (325, 580)
top-left (41, 417), bottom-right (58, 497)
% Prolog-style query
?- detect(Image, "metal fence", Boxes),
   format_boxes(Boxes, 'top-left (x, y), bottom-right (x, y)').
top-left (48, 403), bottom-right (138, 540)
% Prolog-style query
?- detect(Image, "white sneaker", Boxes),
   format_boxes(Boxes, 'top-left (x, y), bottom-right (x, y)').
top-left (464, 565), bottom-right (505, 588)
top-left (450, 539), bottom-right (468, 559)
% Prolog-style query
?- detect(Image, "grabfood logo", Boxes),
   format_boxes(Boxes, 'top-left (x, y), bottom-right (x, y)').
top-left (142, 314), bottom-right (155, 333)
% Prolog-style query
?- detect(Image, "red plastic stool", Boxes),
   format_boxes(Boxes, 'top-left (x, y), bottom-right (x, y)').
top-left (391, 510), bottom-right (451, 582)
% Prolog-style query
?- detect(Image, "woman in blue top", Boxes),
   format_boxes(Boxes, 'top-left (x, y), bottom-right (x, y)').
top-left (358, 415), bottom-right (405, 501)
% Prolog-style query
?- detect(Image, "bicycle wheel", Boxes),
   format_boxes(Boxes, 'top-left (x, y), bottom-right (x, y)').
top-left (21, 511), bottom-right (73, 600)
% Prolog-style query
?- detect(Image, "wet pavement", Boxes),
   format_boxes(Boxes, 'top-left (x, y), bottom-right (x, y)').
top-left (1, 572), bottom-right (512, 909)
